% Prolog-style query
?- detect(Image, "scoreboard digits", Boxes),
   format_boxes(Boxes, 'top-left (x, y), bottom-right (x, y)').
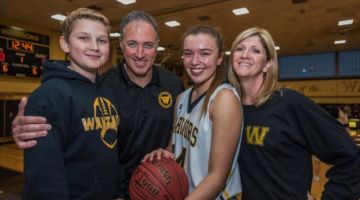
top-left (0, 25), bottom-right (49, 78)
top-left (8, 39), bottom-right (34, 53)
top-left (0, 52), bottom-right (5, 61)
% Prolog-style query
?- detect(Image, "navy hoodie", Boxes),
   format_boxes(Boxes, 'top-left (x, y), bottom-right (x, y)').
top-left (23, 61), bottom-right (121, 200)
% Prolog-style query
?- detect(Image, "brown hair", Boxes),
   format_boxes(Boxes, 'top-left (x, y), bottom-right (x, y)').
top-left (61, 8), bottom-right (110, 42)
top-left (181, 25), bottom-right (226, 116)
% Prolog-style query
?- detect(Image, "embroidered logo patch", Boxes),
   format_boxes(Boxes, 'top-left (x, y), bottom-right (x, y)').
top-left (158, 91), bottom-right (173, 109)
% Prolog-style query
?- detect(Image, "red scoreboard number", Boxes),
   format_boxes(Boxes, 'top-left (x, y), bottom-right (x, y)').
top-left (8, 39), bottom-right (34, 53)
top-left (0, 52), bottom-right (5, 62)
top-left (0, 37), bottom-right (49, 77)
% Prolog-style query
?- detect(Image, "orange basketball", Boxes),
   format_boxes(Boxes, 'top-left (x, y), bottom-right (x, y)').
top-left (129, 158), bottom-right (189, 200)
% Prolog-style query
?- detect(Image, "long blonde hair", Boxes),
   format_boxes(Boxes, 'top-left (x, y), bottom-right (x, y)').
top-left (228, 27), bottom-right (281, 107)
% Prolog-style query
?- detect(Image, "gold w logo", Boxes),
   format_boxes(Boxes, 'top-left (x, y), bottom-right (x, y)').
top-left (161, 96), bottom-right (170, 105)
top-left (158, 91), bottom-right (172, 108)
top-left (245, 126), bottom-right (269, 146)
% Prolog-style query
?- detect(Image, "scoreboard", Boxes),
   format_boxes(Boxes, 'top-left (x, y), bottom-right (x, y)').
top-left (0, 25), bottom-right (49, 78)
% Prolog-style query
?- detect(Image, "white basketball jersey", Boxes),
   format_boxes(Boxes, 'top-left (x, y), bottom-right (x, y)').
top-left (172, 83), bottom-right (242, 199)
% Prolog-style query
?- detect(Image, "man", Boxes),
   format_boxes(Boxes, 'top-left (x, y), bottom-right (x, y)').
top-left (12, 10), bottom-right (184, 199)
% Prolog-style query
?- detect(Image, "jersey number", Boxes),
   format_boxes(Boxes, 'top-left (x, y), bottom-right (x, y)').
top-left (176, 147), bottom-right (187, 168)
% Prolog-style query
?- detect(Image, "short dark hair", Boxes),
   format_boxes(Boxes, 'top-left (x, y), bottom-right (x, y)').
top-left (119, 10), bottom-right (159, 41)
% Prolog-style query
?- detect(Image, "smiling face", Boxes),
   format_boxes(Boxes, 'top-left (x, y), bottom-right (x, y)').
top-left (60, 18), bottom-right (109, 79)
top-left (120, 20), bottom-right (158, 82)
top-left (182, 33), bottom-right (222, 90)
top-left (231, 35), bottom-right (271, 83)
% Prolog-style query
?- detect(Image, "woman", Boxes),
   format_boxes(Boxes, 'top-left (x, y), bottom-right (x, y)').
top-left (143, 25), bottom-right (243, 199)
top-left (228, 27), bottom-right (360, 199)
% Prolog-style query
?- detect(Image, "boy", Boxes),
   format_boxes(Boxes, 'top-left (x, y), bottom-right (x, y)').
top-left (23, 8), bottom-right (121, 199)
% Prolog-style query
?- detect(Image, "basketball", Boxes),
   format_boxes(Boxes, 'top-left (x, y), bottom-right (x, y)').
top-left (129, 158), bottom-right (189, 200)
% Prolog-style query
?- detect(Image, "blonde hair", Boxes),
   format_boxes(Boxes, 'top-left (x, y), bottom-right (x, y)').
top-left (228, 27), bottom-right (281, 107)
top-left (61, 8), bottom-right (110, 42)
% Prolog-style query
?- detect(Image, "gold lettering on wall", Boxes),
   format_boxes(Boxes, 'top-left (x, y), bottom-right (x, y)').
top-left (281, 79), bottom-right (360, 97)
top-left (340, 80), bottom-right (360, 94)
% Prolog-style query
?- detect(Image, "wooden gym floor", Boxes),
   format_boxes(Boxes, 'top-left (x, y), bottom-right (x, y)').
top-left (0, 143), bottom-right (23, 200)
top-left (0, 143), bottom-right (347, 200)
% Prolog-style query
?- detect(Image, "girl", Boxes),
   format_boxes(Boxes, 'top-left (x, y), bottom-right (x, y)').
top-left (143, 25), bottom-right (243, 200)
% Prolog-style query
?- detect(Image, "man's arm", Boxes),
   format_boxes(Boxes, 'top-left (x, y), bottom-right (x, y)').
top-left (12, 97), bottom-right (51, 149)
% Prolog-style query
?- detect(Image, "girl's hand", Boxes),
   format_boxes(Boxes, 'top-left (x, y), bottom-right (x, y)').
top-left (142, 148), bottom-right (175, 163)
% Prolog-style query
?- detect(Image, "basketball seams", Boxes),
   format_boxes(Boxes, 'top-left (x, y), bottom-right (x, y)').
top-left (142, 160), bottom-right (175, 200)
top-left (129, 167), bottom-right (151, 199)
top-left (167, 160), bottom-right (188, 199)
top-left (129, 181), bottom-right (147, 200)
top-left (129, 159), bottom-right (188, 200)
top-left (130, 165), bottom-right (164, 199)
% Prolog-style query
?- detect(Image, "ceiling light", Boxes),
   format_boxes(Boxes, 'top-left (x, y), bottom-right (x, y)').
top-left (225, 51), bottom-right (231, 55)
top-left (157, 46), bottom-right (165, 51)
top-left (334, 40), bottom-right (346, 44)
top-left (165, 21), bottom-right (181, 27)
top-left (275, 46), bottom-right (280, 50)
top-left (10, 26), bottom-right (23, 31)
top-left (110, 32), bottom-right (121, 37)
top-left (116, 0), bottom-right (136, 5)
top-left (51, 14), bottom-right (66, 21)
top-left (232, 7), bottom-right (249, 16)
top-left (338, 19), bottom-right (354, 26)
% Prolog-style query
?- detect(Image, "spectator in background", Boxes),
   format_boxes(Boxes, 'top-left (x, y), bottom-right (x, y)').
top-left (352, 105), bottom-right (360, 119)
top-left (338, 105), bottom-right (352, 134)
